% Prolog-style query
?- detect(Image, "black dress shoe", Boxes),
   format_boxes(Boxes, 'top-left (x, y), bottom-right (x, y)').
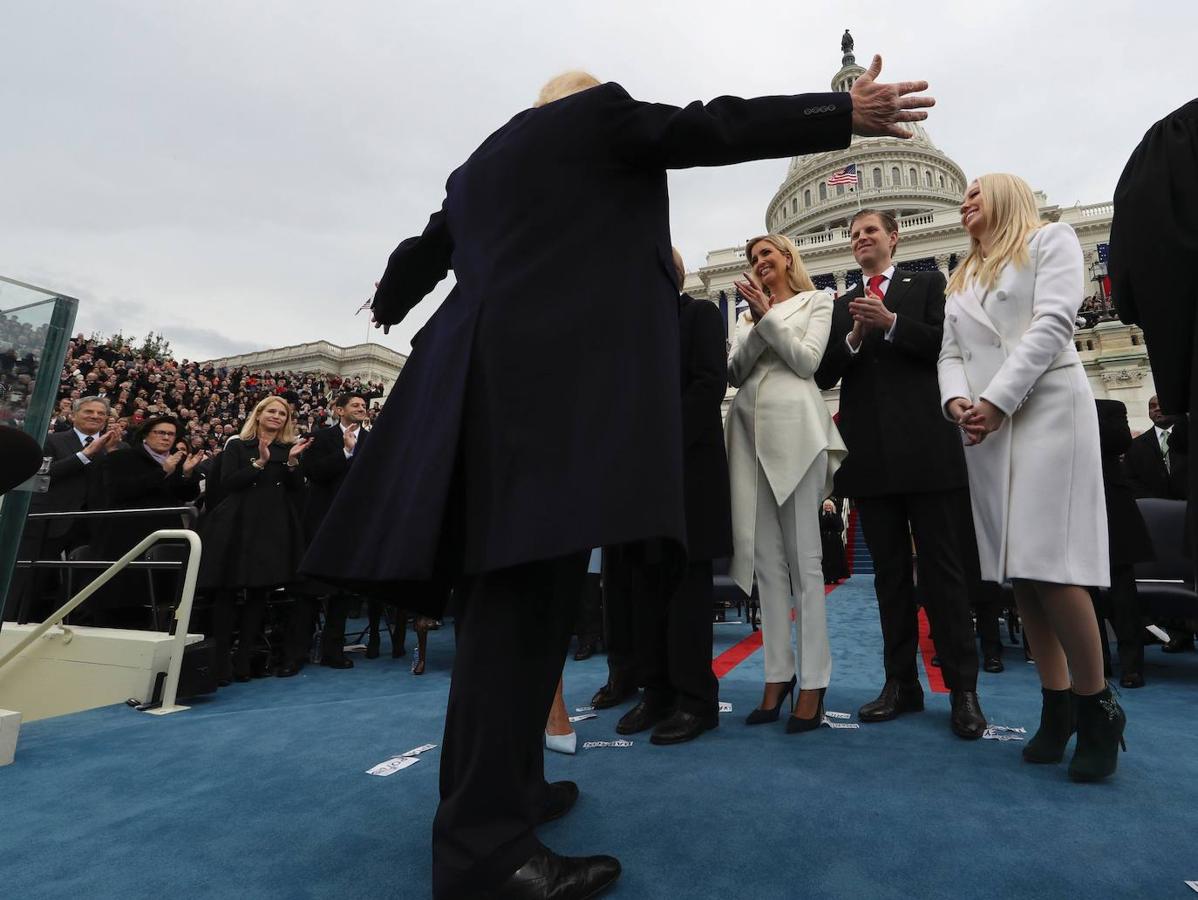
top-left (573, 640), bottom-right (596, 662)
top-left (590, 680), bottom-right (636, 710)
top-left (858, 679), bottom-right (924, 723)
top-left (950, 690), bottom-right (987, 740)
top-left (650, 709), bottom-right (718, 745)
top-left (233, 673), bottom-right (251, 684)
top-left (365, 636), bottom-right (380, 659)
top-left (1162, 636), bottom-right (1195, 654)
top-left (539, 781), bottom-right (579, 824)
top-left (983, 655), bottom-right (1005, 673)
top-left (321, 656), bottom-right (354, 670)
top-left (275, 662), bottom-right (303, 678)
top-left (616, 700), bottom-right (671, 735)
top-left (1119, 671), bottom-right (1145, 689)
top-left (489, 845), bottom-right (621, 899)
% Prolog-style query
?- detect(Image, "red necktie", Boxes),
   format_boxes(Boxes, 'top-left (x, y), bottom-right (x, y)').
top-left (867, 274), bottom-right (886, 297)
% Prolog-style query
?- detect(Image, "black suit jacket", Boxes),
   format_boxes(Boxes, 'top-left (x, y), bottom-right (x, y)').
top-left (1095, 400), bottom-right (1154, 566)
top-left (29, 430), bottom-right (110, 538)
top-left (814, 269), bottom-right (966, 497)
top-left (1123, 426), bottom-right (1188, 500)
top-left (303, 81), bottom-right (852, 598)
top-left (95, 446), bottom-right (200, 560)
top-left (301, 423), bottom-right (366, 544)
top-left (1111, 100), bottom-right (1198, 417)
top-left (678, 294), bottom-right (732, 562)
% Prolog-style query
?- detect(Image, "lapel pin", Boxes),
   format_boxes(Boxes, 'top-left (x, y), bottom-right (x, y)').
top-left (902, 277), bottom-right (911, 282)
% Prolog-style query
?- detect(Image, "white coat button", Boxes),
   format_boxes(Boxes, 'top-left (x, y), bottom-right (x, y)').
top-left (996, 290), bottom-right (1007, 301)
top-left (964, 350), bottom-right (972, 361)
top-left (993, 337), bottom-right (1002, 348)
top-left (948, 314), bottom-right (957, 323)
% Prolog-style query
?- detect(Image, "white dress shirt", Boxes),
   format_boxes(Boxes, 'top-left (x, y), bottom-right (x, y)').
top-left (846, 264), bottom-right (899, 354)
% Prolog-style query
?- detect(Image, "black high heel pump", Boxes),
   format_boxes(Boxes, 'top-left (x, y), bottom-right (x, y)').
top-left (745, 675), bottom-right (797, 725)
top-left (786, 687), bottom-right (827, 734)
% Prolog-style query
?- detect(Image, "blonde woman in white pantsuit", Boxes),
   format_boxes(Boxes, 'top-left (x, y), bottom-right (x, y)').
top-left (726, 234), bottom-right (847, 733)
top-left (938, 173), bottom-right (1126, 782)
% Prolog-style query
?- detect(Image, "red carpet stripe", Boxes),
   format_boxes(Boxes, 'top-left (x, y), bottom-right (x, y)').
top-left (711, 582), bottom-right (841, 679)
top-left (916, 607), bottom-right (949, 694)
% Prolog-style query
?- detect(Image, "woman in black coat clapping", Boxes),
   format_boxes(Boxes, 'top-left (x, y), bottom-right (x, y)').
top-left (198, 396), bottom-right (312, 682)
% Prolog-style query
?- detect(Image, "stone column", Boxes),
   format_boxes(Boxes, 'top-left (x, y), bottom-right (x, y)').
top-left (935, 254), bottom-right (950, 280)
top-left (833, 270), bottom-right (847, 294)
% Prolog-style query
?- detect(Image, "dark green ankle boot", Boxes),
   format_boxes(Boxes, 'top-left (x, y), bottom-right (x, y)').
top-left (1068, 687), bottom-right (1126, 782)
top-left (1022, 687), bottom-right (1075, 763)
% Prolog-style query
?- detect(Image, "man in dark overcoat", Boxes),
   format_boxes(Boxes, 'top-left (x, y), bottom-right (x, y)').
top-left (303, 63), bottom-right (934, 899)
top-left (1111, 100), bottom-right (1198, 657)
top-left (814, 209), bottom-right (987, 740)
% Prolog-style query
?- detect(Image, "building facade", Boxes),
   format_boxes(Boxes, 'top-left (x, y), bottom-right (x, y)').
top-left (202, 339), bottom-right (407, 393)
top-left (685, 31), bottom-right (1156, 431)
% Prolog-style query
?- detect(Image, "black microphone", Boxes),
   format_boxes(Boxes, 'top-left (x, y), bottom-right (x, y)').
top-left (0, 426), bottom-right (44, 496)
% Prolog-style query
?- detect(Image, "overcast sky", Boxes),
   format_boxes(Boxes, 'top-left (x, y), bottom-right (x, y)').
top-left (3, 1), bottom-right (1193, 361)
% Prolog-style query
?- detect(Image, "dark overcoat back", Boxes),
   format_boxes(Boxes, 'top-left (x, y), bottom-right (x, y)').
top-left (678, 294), bottom-right (732, 561)
top-left (814, 270), bottom-right (967, 497)
top-left (302, 82), bottom-right (851, 597)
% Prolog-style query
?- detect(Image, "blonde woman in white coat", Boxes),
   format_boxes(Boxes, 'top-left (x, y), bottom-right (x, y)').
top-left (727, 234), bottom-right (847, 733)
top-left (938, 173), bottom-right (1125, 782)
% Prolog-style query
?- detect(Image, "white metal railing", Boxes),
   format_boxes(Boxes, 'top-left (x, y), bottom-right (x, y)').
top-left (0, 529), bottom-right (202, 716)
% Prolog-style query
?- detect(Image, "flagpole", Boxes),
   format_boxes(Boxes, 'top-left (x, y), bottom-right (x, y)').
top-left (855, 162), bottom-right (862, 210)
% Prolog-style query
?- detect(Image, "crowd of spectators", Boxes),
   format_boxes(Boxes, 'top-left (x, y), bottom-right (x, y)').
top-left (52, 334), bottom-right (386, 450)
top-left (1076, 294), bottom-right (1121, 329)
top-left (0, 312), bottom-right (50, 429)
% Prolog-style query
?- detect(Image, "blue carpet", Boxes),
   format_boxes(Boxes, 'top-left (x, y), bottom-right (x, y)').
top-left (3, 576), bottom-right (1197, 899)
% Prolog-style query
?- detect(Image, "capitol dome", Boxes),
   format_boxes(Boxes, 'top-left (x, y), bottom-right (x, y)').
top-left (765, 31), bottom-right (967, 238)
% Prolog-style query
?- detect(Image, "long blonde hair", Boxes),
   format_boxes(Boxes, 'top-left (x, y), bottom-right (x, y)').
top-left (744, 234), bottom-right (816, 298)
top-left (239, 396), bottom-right (298, 443)
top-left (946, 173), bottom-right (1045, 295)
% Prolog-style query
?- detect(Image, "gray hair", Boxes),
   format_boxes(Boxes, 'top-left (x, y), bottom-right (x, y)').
top-left (72, 395), bottom-right (111, 414)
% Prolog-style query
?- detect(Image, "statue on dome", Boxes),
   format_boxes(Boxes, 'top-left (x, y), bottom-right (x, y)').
top-left (841, 29), bottom-right (854, 56)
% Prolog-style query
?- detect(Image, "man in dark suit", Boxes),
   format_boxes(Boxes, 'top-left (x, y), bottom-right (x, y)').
top-left (7, 396), bottom-right (121, 622)
top-left (303, 64), bottom-right (934, 899)
top-left (1112, 101), bottom-right (1198, 656)
top-left (1093, 400), bottom-right (1155, 685)
top-left (1123, 395), bottom-right (1189, 501)
top-left (815, 208), bottom-right (986, 740)
top-left (280, 392), bottom-right (370, 676)
top-left (604, 249), bottom-right (732, 746)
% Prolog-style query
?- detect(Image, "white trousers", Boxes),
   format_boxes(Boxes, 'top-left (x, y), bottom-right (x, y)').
top-left (754, 453), bottom-right (832, 688)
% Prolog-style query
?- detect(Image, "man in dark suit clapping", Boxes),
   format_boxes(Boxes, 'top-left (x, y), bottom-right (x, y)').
top-left (7, 396), bottom-right (121, 622)
top-left (815, 209), bottom-right (987, 740)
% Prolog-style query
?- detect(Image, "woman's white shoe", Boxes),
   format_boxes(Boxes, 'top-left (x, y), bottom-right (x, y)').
top-left (544, 729), bottom-right (577, 755)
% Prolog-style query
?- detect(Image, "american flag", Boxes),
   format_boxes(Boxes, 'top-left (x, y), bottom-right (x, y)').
top-left (827, 163), bottom-right (858, 186)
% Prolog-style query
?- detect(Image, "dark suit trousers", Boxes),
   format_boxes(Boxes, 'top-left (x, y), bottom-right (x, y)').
top-left (284, 594), bottom-right (353, 664)
top-left (856, 489), bottom-right (979, 692)
top-left (633, 559), bottom-right (718, 716)
top-left (1090, 564), bottom-right (1144, 676)
top-left (431, 552), bottom-right (588, 898)
top-left (602, 546), bottom-right (638, 685)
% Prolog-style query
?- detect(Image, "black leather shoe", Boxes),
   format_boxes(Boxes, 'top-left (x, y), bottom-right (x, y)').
top-left (275, 662), bottom-right (303, 678)
top-left (1162, 636), bottom-right (1195, 654)
top-left (858, 679), bottom-right (924, 723)
top-left (650, 709), bottom-right (718, 745)
top-left (364, 636), bottom-right (380, 659)
top-left (950, 690), bottom-right (987, 740)
top-left (590, 680), bottom-right (636, 710)
top-left (539, 781), bottom-right (579, 824)
top-left (573, 640), bottom-right (596, 662)
top-left (616, 700), bottom-right (671, 735)
top-left (489, 845), bottom-right (621, 899)
top-left (321, 656), bottom-right (354, 670)
top-left (983, 655), bottom-right (1005, 673)
top-left (1119, 671), bottom-right (1145, 689)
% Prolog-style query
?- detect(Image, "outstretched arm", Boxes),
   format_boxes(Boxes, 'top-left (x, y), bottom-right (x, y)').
top-left (371, 203), bottom-right (454, 332)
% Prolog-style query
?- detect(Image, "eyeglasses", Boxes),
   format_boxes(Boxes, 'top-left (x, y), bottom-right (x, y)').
top-left (148, 429), bottom-right (176, 437)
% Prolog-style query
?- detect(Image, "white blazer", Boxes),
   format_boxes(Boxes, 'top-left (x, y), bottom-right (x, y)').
top-left (938, 222), bottom-right (1108, 586)
top-left (725, 290), bottom-right (847, 592)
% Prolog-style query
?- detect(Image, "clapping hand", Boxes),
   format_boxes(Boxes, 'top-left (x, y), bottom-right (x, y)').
top-left (256, 435), bottom-right (272, 467)
top-left (343, 424), bottom-right (359, 453)
top-left (288, 437), bottom-right (314, 464)
top-left (733, 273), bottom-right (771, 323)
top-left (849, 55), bottom-right (935, 139)
top-left (182, 450), bottom-right (205, 476)
top-left (162, 448), bottom-right (187, 475)
top-left (83, 427), bottom-right (120, 458)
top-left (848, 289), bottom-right (895, 333)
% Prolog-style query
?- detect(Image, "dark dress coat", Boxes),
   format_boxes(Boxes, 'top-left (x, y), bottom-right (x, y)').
top-left (678, 294), bottom-right (732, 562)
top-left (302, 82), bottom-right (851, 601)
top-left (814, 270), bottom-right (967, 498)
top-left (30, 429), bottom-right (111, 538)
top-left (1095, 400), bottom-right (1154, 567)
top-left (197, 438), bottom-right (306, 590)
top-left (95, 446), bottom-right (200, 559)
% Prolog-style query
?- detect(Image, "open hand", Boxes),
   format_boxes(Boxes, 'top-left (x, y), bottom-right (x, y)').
top-left (162, 449), bottom-right (186, 475)
top-left (288, 437), bottom-right (314, 463)
top-left (848, 289), bottom-right (895, 332)
top-left (343, 424), bottom-right (359, 453)
top-left (182, 450), bottom-right (204, 475)
top-left (850, 55), bottom-right (935, 139)
top-left (257, 436), bottom-right (272, 467)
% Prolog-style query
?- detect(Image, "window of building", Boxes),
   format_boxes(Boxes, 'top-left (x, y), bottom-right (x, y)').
top-left (819, 183), bottom-right (828, 201)
top-left (836, 184), bottom-right (845, 196)
top-left (892, 166), bottom-right (900, 185)
top-left (939, 174), bottom-right (945, 189)
top-left (792, 197), bottom-right (797, 214)
top-left (804, 189), bottom-right (811, 207)
top-left (872, 167), bottom-right (882, 188)
top-left (925, 170), bottom-right (933, 188)
top-left (909, 167), bottom-right (917, 186)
